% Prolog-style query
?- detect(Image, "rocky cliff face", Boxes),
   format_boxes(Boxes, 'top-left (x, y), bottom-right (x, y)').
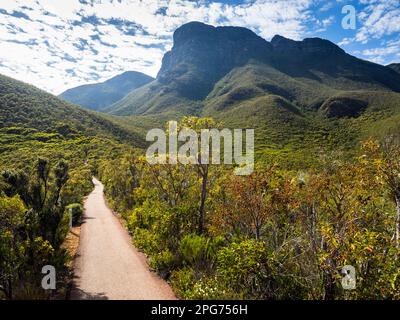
top-left (158, 23), bottom-right (347, 83)
top-left (157, 21), bottom-right (272, 99)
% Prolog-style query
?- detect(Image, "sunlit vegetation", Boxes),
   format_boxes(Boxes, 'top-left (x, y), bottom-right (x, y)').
top-left (2, 16), bottom-right (400, 302)
top-left (0, 74), bottom-right (140, 299)
top-left (99, 117), bottom-right (400, 300)
top-left (0, 159), bottom-right (71, 299)
top-left (2, 65), bottom-right (400, 300)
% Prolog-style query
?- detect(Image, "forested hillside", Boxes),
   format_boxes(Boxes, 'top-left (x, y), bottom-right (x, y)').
top-left (106, 22), bottom-right (400, 118)
top-left (0, 73), bottom-right (141, 299)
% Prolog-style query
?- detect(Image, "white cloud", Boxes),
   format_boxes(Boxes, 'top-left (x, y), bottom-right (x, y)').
top-left (356, 0), bottom-right (400, 43)
top-left (319, 2), bottom-right (334, 12)
top-left (0, 0), bottom-right (318, 94)
top-left (359, 37), bottom-right (400, 65)
top-left (338, 37), bottom-right (354, 46)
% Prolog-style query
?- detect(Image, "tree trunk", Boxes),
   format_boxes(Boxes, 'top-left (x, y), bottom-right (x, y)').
top-left (6, 277), bottom-right (13, 300)
top-left (323, 271), bottom-right (336, 300)
top-left (395, 195), bottom-right (400, 249)
top-left (198, 165), bottom-right (208, 235)
top-left (255, 223), bottom-right (260, 240)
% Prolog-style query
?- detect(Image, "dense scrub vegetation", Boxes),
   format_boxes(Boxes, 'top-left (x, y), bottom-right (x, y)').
top-left (0, 109), bottom-right (141, 299)
top-left (0, 158), bottom-right (73, 299)
top-left (0, 129), bottom-right (134, 299)
top-left (2, 67), bottom-right (400, 299)
top-left (0, 73), bottom-right (143, 299)
top-left (0, 74), bottom-right (145, 147)
top-left (99, 117), bottom-right (400, 300)
top-left (2, 20), bottom-right (400, 300)
top-left (0, 133), bottom-right (135, 299)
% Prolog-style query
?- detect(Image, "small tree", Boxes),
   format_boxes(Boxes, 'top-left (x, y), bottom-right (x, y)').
top-left (178, 117), bottom-right (220, 235)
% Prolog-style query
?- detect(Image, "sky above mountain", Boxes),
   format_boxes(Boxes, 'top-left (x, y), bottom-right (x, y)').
top-left (0, 0), bottom-right (399, 95)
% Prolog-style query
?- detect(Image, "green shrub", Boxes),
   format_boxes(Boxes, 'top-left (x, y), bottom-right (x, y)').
top-left (187, 276), bottom-right (240, 300)
top-left (61, 168), bottom-right (93, 206)
top-left (133, 227), bottom-right (160, 254)
top-left (179, 234), bottom-right (224, 271)
top-left (170, 267), bottom-right (238, 300)
top-left (170, 267), bottom-right (196, 298)
top-left (217, 239), bottom-right (268, 298)
top-left (55, 211), bottom-right (71, 247)
top-left (149, 249), bottom-right (175, 278)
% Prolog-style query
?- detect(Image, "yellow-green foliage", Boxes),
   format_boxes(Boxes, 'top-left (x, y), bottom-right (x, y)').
top-left (100, 130), bottom-right (400, 300)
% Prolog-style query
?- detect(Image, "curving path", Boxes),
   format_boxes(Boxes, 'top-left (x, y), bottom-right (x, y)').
top-left (71, 177), bottom-right (176, 300)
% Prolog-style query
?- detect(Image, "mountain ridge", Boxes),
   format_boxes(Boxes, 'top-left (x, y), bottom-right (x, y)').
top-left (106, 21), bottom-right (400, 118)
top-left (98, 21), bottom-right (400, 167)
top-left (1, 21), bottom-right (399, 169)
top-left (59, 71), bottom-right (153, 111)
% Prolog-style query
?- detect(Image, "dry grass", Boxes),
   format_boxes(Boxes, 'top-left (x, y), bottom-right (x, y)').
top-left (62, 226), bottom-right (81, 268)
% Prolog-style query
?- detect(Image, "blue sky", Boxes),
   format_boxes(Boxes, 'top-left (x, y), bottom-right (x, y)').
top-left (0, 0), bottom-right (399, 94)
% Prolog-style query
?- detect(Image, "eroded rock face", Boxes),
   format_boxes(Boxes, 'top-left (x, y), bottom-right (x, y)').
top-left (156, 22), bottom-right (351, 101)
top-left (320, 97), bottom-right (368, 118)
top-left (269, 34), bottom-right (349, 77)
top-left (157, 22), bottom-right (272, 99)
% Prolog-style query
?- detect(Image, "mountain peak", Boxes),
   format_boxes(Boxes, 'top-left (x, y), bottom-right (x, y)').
top-left (302, 37), bottom-right (345, 54)
top-left (158, 21), bottom-right (271, 99)
top-left (271, 35), bottom-right (296, 45)
top-left (172, 21), bottom-right (267, 48)
top-left (105, 71), bottom-right (152, 85)
top-left (173, 21), bottom-right (215, 46)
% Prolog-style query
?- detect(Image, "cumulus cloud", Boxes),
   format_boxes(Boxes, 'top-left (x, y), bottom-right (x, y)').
top-left (356, 0), bottom-right (400, 42)
top-left (344, 0), bottom-right (400, 65)
top-left (0, 0), bottom-right (320, 94)
top-left (358, 37), bottom-right (400, 65)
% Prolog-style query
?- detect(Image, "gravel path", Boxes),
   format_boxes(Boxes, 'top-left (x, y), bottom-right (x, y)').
top-left (71, 177), bottom-right (176, 300)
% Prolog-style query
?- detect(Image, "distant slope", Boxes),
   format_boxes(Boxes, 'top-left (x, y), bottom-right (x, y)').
top-left (104, 80), bottom-right (202, 116)
top-left (0, 73), bottom-right (144, 147)
top-left (388, 63), bottom-right (400, 74)
top-left (59, 71), bottom-right (153, 111)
